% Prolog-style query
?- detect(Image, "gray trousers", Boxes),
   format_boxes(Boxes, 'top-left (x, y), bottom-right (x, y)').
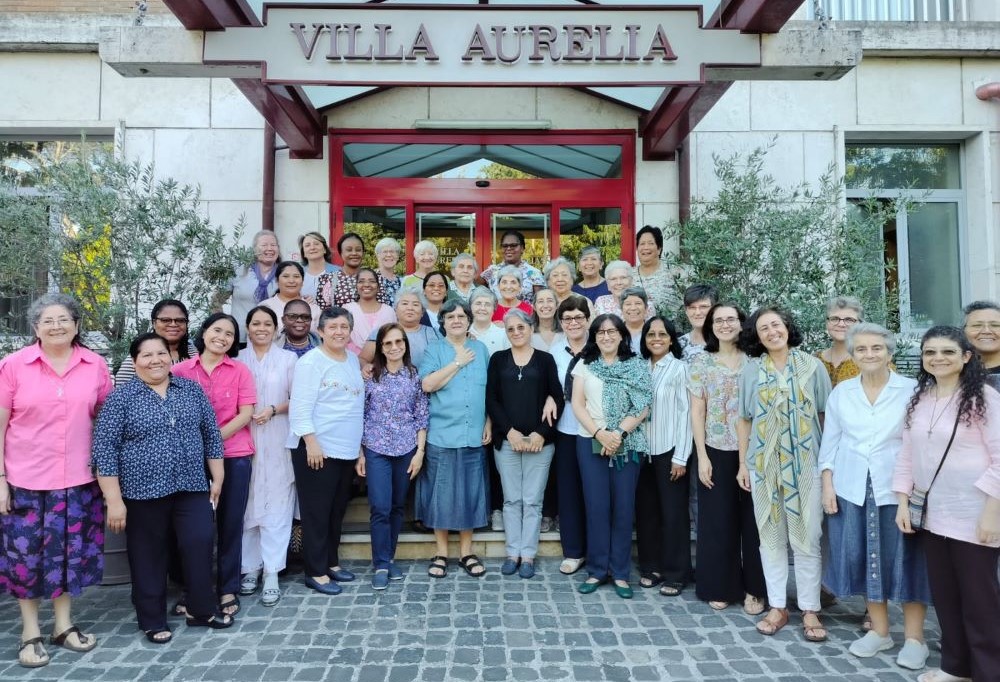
top-left (495, 441), bottom-right (555, 559)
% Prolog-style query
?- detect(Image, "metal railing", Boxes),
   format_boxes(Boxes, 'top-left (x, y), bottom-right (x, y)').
top-left (805, 0), bottom-right (970, 21)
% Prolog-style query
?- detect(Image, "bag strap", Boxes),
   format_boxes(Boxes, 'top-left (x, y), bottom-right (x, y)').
top-left (926, 411), bottom-right (961, 496)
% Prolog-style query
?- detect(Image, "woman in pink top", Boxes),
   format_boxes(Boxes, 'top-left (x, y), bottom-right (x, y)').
top-left (0, 294), bottom-right (112, 668)
top-left (344, 268), bottom-right (396, 354)
top-left (173, 313), bottom-right (256, 619)
top-left (893, 326), bottom-right (1000, 682)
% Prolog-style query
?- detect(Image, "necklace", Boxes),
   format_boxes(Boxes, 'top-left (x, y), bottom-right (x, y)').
top-left (927, 388), bottom-right (958, 436)
top-left (512, 351), bottom-right (533, 380)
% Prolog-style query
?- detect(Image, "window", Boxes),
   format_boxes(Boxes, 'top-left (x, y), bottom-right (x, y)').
top-left (846, 143), bottom-right (964, 331)
top-left (0, 138), bottom-right (114, 335)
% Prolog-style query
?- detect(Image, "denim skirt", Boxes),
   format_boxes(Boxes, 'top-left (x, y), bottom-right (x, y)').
top-left (416, 444), bottom-right (489, 531)
top-left (824, 477), bottom-right (931, 604)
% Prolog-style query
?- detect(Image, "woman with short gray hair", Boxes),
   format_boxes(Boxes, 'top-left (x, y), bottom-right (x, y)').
top-left (468, 286), bottom-right (510, 357)
top-left (494, 265), bottom-right (534, 322)
top-left (402, 240), bottom-right (439, 288)
top-left (486, 308), bottom-right (564, 579)
top-left (374, 237), bottom-right (402, 306)
top-left (228, 230), bottom-right (281, 343)
top-left (593, 262), bottom-right (654, 319)
top-left (544, 258), bottom-right (576, 303)
top-left (450, 253), bottom-right (479, 302)
top-left (573, 246), bottom-right (609, 303)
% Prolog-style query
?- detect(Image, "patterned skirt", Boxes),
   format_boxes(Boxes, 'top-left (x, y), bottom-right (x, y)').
top-left (0, 482), bottom-right (105, 600)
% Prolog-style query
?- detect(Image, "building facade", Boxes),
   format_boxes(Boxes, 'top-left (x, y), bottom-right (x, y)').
top-left (1, 0), bottom-right (998, 333)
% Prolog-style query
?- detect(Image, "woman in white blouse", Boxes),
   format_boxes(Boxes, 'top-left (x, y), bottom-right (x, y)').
top-left (636, 316), bottom-right (693, 596)
top-left (819, 323), bottom-right (929, 669)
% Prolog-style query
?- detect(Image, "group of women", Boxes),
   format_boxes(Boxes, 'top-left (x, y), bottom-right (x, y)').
top-left (0, 226), bottom-right (997, 682)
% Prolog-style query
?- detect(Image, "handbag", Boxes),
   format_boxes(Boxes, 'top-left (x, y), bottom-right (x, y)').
top-left (908, 412), bottom-right (960, 531)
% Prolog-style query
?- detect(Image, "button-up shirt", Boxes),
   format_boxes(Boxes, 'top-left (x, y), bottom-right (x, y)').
top-left (420, 338), bottom-right (489, 449)
top-left (818, 372), bottom-right (916, 507)
top-left (0, 344), bottom-right (113, 491)
top-left (173, 355), bottom-right (257, 458)
top-left (646, 355), bottom-right (693, 466)
top-left (363, 367), bottom-right (430, 457)
top-left (92, 376), bottom-right (224, 500)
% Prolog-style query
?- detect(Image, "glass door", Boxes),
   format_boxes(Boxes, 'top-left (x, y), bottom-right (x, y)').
top-left (415, 210), bottom-right (477, 270)
top-left (487, 209), bottom-right (550, 272)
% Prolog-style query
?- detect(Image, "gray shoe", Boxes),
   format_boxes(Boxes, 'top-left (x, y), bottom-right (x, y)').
top-left (539, 517), bottom-right (553, 533)
top-left (260, 573), bottom-right (280, 606)
top-left (896, 638), bottom-right (929, 670)
top-left (239, 570), bottom-right (260, 596)
top-left (490, 510), bottom-right (504, 532)
top-left (849, 631), bottom-right (894, 658)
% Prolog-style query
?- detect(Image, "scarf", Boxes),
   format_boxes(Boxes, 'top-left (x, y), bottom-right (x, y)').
top-left (251, 262), bottom-right (276, 303)
top-left (750, 349), bottom-right (820, 554)
top-left (586, 355), bottom-right (653, 466)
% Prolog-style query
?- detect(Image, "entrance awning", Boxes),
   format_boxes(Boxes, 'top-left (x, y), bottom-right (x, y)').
top-left (99, 0), bottom-right (861, 160)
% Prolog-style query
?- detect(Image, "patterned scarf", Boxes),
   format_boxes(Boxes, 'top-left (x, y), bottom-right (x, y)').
top-left (251, 262), bottom-right (276, 303)
top-left (586, 355), bottom-right (653, 466)
top-left (750, 349), bottom-right (820, 554)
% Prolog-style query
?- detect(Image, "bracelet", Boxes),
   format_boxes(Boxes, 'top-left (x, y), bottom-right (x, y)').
top-left (270, 404), bottom-right (277, 416)
top-left (592, 428), bottom-right (602, 438)
top-left (0, 473), bottom-right (6, 478)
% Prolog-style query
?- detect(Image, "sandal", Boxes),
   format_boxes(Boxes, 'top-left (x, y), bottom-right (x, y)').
top-left (802, 610), bottom-right (828, 642)
top-left (659, 583), bottom-right (682, 597)
top-left (261, 587), bottom-right (281, 607)
top-left (708, 601), bottom-right (729, 611)
top-left (185, 612), bottom-right (235, 629)
top-left (862, 608), bottom-right (873, 632)
top-left (239, 571), bottom-right (260, 596)
top-left (639, 572), bottom-right (663, 589)
top-left (743, 595), bottom-right (766, 616)
top-left (50, 625), bottom-right (97, 653)
top-left (458, 554), bottom-right (486, 578)
top-left (427, 555), bottom-right (448, 579)
top-left (18, 637), bottom-right (50, 668)
top-left (219, 595), bottom-right (241, 616)
top-left (144, 629), bottom-right (173, 644)
top-left (170, 599), bottom-right (187, 617)
top-left (755, 607), bottom-right (789, 636)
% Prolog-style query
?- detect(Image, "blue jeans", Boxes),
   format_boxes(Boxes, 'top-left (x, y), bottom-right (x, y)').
top-left (217, 456), bottom-right (252, 596)
top-left (576, 436), bottom-right (640, 582)
top-left (366, 447), bottom-right (415, 570)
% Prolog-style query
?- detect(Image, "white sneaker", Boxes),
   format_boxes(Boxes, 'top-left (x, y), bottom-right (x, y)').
top-left (540, 517), bottom-right (554, 533)
top-left (897, 638), bottom-right (929, 670)
top-left (490, 509), bottom-right (504, 531)
top-left (848, 630), bottom-right (894, 658)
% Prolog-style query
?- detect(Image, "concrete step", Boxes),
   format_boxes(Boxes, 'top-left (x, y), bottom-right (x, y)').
top-left (339, 527), bottom-right (566, 560)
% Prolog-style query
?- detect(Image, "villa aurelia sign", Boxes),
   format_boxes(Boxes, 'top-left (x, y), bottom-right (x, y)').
top-left (203, 5), bottom-right (761, 86)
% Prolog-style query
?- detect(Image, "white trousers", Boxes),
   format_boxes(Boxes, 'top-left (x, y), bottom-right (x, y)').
top-left (241, 485), bottom-right (296, 575)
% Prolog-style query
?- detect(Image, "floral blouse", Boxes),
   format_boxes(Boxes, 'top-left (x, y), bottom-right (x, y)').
top-left (633, 261), bottom-right (679, 316)
top-left (363, 366), bottom-right (430, 457)
top-left (316, 271), bottom-right (360, 309)
top-left (688, 351), bottom-right (747, 451)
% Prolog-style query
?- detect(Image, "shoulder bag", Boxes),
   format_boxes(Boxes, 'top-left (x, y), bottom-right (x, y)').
top-left (908, 412), bottom-right (960, 531)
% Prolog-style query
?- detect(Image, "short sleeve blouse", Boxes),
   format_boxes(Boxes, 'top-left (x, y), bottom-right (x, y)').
top-left (688, 351), bottom-right (746, 451)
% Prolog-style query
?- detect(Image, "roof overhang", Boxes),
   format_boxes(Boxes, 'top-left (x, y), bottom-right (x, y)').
top-left (99, 1), bottom-right (861, 160)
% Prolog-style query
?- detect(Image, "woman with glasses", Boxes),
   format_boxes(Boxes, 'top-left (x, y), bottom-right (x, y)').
top-left (275, 300), bottom-right (320, 359)
top-left (0, 294), bottom-right (112, 666)
top-left (593, 262), bottom-right (655, 319)
top-left (373, 238), bottom-right (403, 307)
top-left (261, 261), bottom-right (322, 333)
top-left (738, 306), bottom-right (832, 642)
top-left (677, 284), bottom-right (719, 362)
top-left (962, 300), bottom-right (1000, 378)
top-left (690, 303), bottom-right (765, 614)
top-left (419, 271), bottom-right (451, 329)
top-left (115, 299), bottom-right (197, 386)
top-left (816, 296), bottom-right (864, 387)
top-left (572, 314), bottom-right (652, 598)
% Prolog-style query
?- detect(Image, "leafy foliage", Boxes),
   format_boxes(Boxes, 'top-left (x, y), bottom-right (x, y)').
top-left (662, 144), bottom-right (904, 351)
top-left (0, 150), bottom-right (251, 368)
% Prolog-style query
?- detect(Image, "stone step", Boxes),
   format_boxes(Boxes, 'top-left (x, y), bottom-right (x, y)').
top-left (338, 527), bottom-right (566, 560)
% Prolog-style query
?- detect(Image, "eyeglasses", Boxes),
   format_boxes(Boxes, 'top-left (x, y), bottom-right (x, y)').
top-left (284, 313), bottom-right (312, 322)
top-left (561, 314), bottom-right (587, 325)
top-left (154, 317), bottom-right (188, 326)
top-left (966, 322), bottom-right (1000, 332)
top-left (827, 316), bottom-right (859, 326)
top-left (38, 317), bottom-right (74, 328)
top-left (500, 243), bottom-right (521, 249)
top-left (595, 328), bottom-right (621, 338)
top-left (713, 317), bottom-right (740, 327)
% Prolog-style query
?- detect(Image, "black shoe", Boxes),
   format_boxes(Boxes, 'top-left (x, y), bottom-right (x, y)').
top-left (305, 575), bottom-right (342, 595)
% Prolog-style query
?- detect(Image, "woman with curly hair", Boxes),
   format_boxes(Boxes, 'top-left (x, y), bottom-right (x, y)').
top-left (737, 306), bottom-right (832, 642)
top-left (893, 326), bottom-right (1000, 682)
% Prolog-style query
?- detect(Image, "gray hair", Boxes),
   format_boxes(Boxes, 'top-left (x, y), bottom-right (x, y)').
top-left (846, 322), bottom-right (896, 355)
top-left (543, 257), bottom-right (576, 282)
top-left (374, 237), bottom-right (402, 256)
top-left (413, 240), bottom-right (439, 259)
top-left (604, 260), bottom-right (633, 280)
top-left (437, 298), bottom-right (472, 333)
top-left (578, 245), bottom-right (602, 262)
top-left (451, 252), bottom-right (479, 272)
top-left (394, 286), bottom-right (425, 311)
top-left (497, 264), bottom-right (523, 284)
top-left (826, 295), bottom-right (864, 320)
top-left (503, 308), bottom-right (534, 328)
top-left (619, 286), bottom-right (648, 306)
top-left (468, 285), bottom-right (497, 309)
top-left (318, 305), bottom-right (354, 332)
top-left (251, 229), bottom-right (280, 254)
top-left (531, 287), bottom-right (562, 333)
top-left (29, 293), bottom-right (83, 345)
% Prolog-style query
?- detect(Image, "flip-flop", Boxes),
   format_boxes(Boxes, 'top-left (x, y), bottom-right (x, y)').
top-left (18, 637), bottom-right (50, 668)
top-left (50, 625), bottom-right (97, 653)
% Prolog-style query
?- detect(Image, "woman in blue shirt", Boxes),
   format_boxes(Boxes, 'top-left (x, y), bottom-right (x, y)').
top-left (93, 333), bottom-right (230, 643)
top-left (418, 299), bottom-right (492, 579)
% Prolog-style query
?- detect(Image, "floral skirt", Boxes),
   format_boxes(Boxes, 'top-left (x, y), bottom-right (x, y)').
top-left (0, 482), bottom-right (105, 600)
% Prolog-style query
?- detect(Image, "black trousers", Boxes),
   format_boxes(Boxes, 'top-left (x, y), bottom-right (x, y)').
top-left (634, 451), bottom-right (692, 586)
top-left (694, 446), bottom-right (766, 603)
top-left (125, 492), bottom-right (216, 632)
top-left (923, 531), bottom-right (1000, 682)
top-left (291, 443), bottom-right (354, 578)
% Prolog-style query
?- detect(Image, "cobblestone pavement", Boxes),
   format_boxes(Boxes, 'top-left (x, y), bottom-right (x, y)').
top-left (0, 558), bottom-right (939, 682)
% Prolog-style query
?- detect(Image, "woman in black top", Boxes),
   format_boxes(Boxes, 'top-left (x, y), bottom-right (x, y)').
top-left (486, 308), bottom-right (564, 579)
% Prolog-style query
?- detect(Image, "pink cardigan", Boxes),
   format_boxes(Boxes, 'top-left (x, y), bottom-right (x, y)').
top-left (892, 386), bottom-right (1000, 547)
